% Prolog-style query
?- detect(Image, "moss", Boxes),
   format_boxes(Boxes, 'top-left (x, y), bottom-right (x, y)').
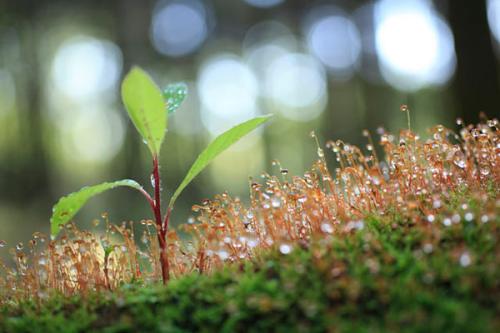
top-left (1, 199), bottom-right (498, 333)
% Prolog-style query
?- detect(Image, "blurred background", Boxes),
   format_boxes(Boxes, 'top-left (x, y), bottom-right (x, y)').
top-left (1, 0), bottom-right (499, 253)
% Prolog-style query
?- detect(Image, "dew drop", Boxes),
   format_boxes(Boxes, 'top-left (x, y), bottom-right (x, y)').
top-left (101, 238), bottom-right (110, 249)
top-left (297, 196), bottom-right (307, 203)
top-left (247, 237), bottom-right (259, 248)
top-left (271, 197), bottom-right (281, 208)
top-left (141, 232), bottom-right (149, 244)
top-left (459, 252), bottom-right (471, 267)
top-left (0, 240), bottom-right (6, 248)
top-left (400, 104), bottom-right (408, 112)
top-left (423, 243), bottom-right (433, 254)
top-left (16, 242), bottom-right (24, 251)
top-left (464, 212), bottom-right (474, 221)
top-left (217, 250), bottom-right (229, 260)
top-left (150, 174), bottom-right (156, 188)
top-left (320, 223), bottom-right (333, 234)
top-left (453, 158), bottom-right (466, 169)
top-left (479, 167), bottom-right (490, 176)
top-left (279, 243), bottom-right (292, 255)
top-left (442, 217), bottom-right (452, 226)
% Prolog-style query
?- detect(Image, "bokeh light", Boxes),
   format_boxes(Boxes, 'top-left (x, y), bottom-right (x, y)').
top-left (243, 21), bottom-right (297, 79)
top-left (487, 0), bottom-right (500, 45)
top-left (48, 35), bottom-right (126, 167)
top-left (198, 54), bottom-right (259, 135)
top-left (51, 36), bottom-right (123, 101)
top-left (151, 0), bottom-right (210, 57)
top-left (243, 0), bottom-right (284, 8)
top-left (374, 0), bottom-right (456, 91)
top-left (59, 108), bottom-right (126, 165)
top-left (264, 53), bottom-right (327, 122)
top-left (305, 6), bottom-right (361, 79)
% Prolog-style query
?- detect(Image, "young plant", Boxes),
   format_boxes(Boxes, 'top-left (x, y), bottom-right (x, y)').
top-left (49, 66), bottom-right (272, 284)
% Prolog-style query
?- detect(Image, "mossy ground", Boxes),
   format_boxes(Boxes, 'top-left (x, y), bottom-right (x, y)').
top-left (1, 189), bottom-right (498, 333)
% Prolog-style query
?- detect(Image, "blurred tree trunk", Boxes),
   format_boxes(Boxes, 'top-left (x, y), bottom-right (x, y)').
top-left (0, 1), bottom-right (50, 203)
top-left (448, 0), bottom-right (500, 123)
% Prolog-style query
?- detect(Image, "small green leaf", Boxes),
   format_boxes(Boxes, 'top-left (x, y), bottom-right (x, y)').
top-left (121, 66), bottom-right (167, 156)
top-left (163, 82), bottom-right (188, 114)
top-left (50, 180), bottom-right (144, 237)
top-left (169, 115), bottom-right (272, 208)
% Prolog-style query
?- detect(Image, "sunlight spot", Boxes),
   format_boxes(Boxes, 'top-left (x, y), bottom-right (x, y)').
top-left (264, 53), bottom-right (327, 121)
top-left (374, 0), bottom-right (456, 91)
top-left (51, 36), bottom-right (122, 101)
top-left (198, 54), bottom-right (259, 135)
top-left (305, 6), bottom-right (361, 79)
top-left (151, 0), bottom-right (210, 57)
top-left (487, 0), bottom-right (500, 45)
top-left (60, 108), bottom-right (126, 164)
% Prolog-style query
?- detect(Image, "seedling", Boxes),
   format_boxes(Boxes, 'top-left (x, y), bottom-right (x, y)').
top-left (49, 66), bottom-right (272, 284)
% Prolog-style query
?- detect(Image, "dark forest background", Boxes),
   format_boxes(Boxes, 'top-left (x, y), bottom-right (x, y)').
top-left (0, 0), bottom-right (499, 255)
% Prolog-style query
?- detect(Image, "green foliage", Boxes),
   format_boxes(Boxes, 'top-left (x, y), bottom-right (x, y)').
top-left (5, 204), bottom-right (499, 333)
top-left (169, 115), bottom-right (273, 208)
top-left (50, 180), bottom-right (143, 236)
top-left (121, 66), bottom-right (167, 157)
top-left (163, 82), bottom-right (188, 114)
top-left (49, 66), bottom-right (271, 243)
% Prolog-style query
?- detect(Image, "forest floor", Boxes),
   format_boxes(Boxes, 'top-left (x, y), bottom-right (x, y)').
top-left (1, 186), bottom-right (498, 333)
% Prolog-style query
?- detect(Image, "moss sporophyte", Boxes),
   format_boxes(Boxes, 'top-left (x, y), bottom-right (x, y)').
top-left (0, 75), bottom-right (498, 312)
top-left (48, 66), bottom-right (272, 284)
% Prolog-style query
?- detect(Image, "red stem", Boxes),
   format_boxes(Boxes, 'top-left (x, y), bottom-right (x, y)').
top-left (138, 187), bottom-right (155, 213)
top-left (152, 157), bottom-right (162, 226)
top-left (152, 157), bottom-right (170, 284)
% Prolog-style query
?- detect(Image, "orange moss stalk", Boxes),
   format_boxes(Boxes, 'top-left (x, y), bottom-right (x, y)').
top-left (0, 117), bottom-right (498, 303)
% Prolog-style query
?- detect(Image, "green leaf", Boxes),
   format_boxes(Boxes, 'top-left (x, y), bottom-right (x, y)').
top-left (163, 82), bottom-right (188, 114)
top-left (169, 115), bottom-right (272, 208)
top-left (50, 180), bottom-right (144, 237)
top-left (121, 66), bottom-right (167, 156)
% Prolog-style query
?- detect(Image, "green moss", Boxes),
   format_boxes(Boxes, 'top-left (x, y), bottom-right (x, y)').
top-left (2, 200), bottom-right (498, 333)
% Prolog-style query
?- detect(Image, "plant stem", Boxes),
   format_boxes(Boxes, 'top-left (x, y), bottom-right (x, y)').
top-left (138, 188), bottom-right (155, 212)
top-left (406, 110), bottom-right (411, 132)
top-left (104, 252), bottom-right (111, 290)
top-left (152, 157), bottom-right (170, 284)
